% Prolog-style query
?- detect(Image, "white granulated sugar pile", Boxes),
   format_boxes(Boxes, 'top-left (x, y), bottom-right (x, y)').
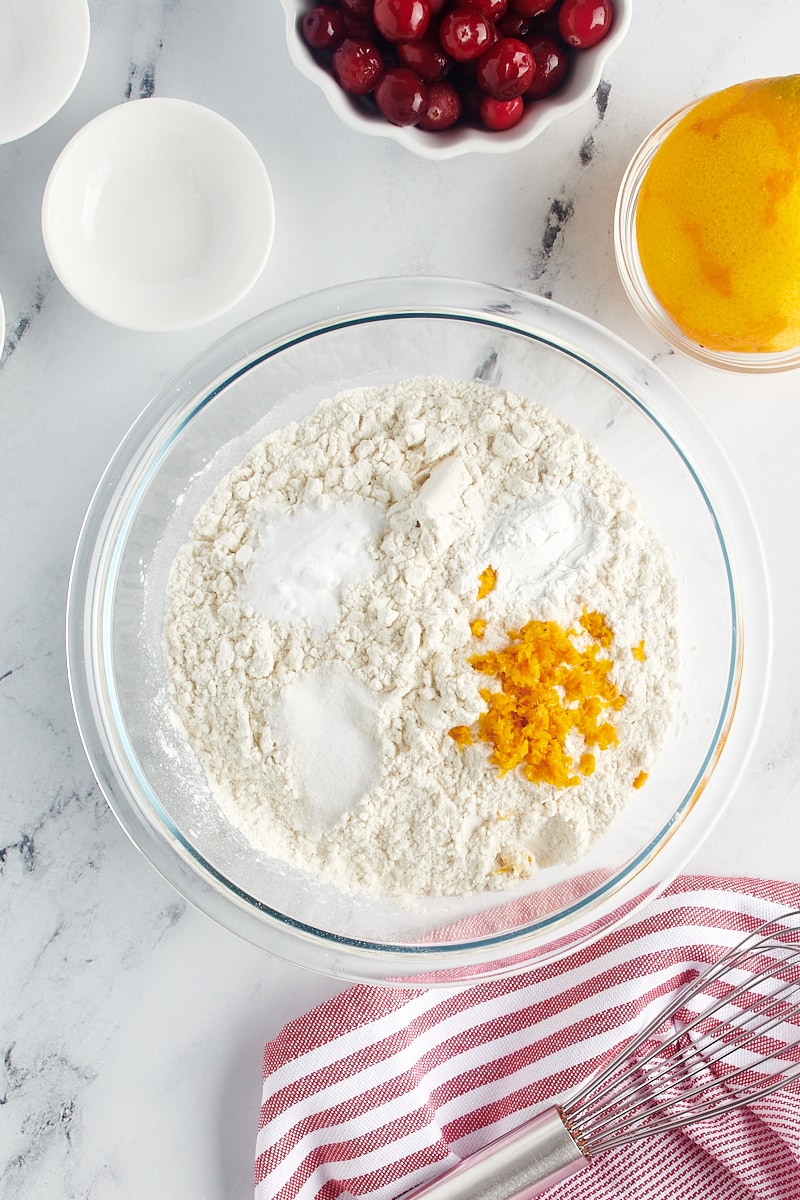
top-left (164, 376), bottom-right (678, 899)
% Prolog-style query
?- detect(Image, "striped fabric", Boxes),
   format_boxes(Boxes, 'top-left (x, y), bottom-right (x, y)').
top-left (255, 876), bottom-right (800, 1200)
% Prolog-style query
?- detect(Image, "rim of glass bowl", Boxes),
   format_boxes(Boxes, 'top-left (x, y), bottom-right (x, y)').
top-left (66, 277), bottom-right (772, 985)
top-left (615, 101), bottom-right (800, 374)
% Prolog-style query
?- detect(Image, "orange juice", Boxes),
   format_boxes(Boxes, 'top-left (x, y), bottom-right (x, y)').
top-left (635, 76), bottom-right (800, 354)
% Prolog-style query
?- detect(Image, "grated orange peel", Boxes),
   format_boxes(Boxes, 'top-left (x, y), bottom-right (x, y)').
top-left (451, 609), bottom-right (626, 789)
top-left (477, 565), bottom-right (497, 599)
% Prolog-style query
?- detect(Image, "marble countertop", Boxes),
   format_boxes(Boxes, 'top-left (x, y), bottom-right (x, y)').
top-left (2, 1), bottom-right (799, 1195)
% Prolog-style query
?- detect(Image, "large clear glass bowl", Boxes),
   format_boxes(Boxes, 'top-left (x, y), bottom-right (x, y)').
top-left (67, 277), bottom-right (771, 986)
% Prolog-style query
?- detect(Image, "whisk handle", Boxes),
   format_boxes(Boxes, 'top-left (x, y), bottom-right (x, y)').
top-left (397, 1107), bottom-right (589, 1200)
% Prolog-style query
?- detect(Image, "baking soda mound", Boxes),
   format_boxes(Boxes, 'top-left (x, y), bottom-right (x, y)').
top-left (636, 75), bottom-right (800, 354)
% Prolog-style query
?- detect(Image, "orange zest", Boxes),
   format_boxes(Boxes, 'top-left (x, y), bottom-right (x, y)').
top-left (450, 615), bottom-right (625, 788)
top-left (579, 609), bottom-right (614, 649)
top-left (578, 752), bottom-right (596, 777)
top-left (477, 565), bottom-right (497, 600)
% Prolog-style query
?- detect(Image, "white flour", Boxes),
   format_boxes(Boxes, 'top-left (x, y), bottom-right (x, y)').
top-left (164, 377), bottom-right (678, 898)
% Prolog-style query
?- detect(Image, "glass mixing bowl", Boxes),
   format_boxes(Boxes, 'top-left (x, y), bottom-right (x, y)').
top-left (67, 277), bottom-right (770, 986)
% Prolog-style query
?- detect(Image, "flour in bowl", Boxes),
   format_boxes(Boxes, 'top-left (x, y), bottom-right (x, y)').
top-left (164, 376), bottom-right (678, 898)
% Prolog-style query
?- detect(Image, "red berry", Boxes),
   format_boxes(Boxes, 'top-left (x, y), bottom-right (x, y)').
top-left (418, 80), bottom-right (462, 128)
top-left (463, 0), bottom-right (508, 21)
top-left (373, 0), bottom-right (431, 41)
top-left (341, 9), bottom-right (378, 35)
top-left (496, 11), bottom-right (530, 37)
top-left (397, 33), bottom-right (453, 80)
top-left (341, 0), bottom-right (374, 17)
top-left (508, 0), bottom-right (556, 19)
top-left (527, 8), bottom-right (563, 38)
top-left (374, 66), bottom-right (428, 122)
top-left (479, 93), bottom-right (524, 129)
top-left (332, 37), bottom-right (384, 92)
top-left (438, 7), bottom-right (493, 61)
top-left (557, 0), bottom-right (612, 48)
top-left (305, 0), bottom-right (610, 134)
top-left (523, 34), bottom-right (568, 98)
top-left (302, 5), bottom-right (346, 50)
top-left (449, 64), bottom-right (483, 118)
top-left (475, 36), bottom-right (534, 100)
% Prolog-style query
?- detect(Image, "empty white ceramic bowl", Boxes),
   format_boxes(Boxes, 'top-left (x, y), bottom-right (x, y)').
top-left (41, 98), bottom-right (276, 333)
top-left (0, 0), bottom-right (90, 144)
top-left (280, 0), bottom-right (632, 159)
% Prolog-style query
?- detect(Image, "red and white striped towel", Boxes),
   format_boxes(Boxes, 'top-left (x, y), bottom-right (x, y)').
top-left (256, 876), bottom-right (800, 1200)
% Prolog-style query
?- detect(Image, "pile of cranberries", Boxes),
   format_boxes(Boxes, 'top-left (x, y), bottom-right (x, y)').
top-left (300, 0), bottom-right (613, 133)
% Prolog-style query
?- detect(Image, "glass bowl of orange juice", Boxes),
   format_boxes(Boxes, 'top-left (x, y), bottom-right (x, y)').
top-left (615, 76), bottom-right (800, 373)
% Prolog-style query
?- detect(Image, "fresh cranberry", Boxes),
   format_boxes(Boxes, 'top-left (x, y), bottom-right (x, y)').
top-left (463, 0), bottom-right (508, 21)
top-left (340, 0), bottom-right (374, 17)
top-left (397, 33), bottom-right (453, 79)
top-left (302, 0), bottom-right (610, 133)
top-left (557, 0), bottom-right (612, 47)
top-left (373, 0), bottom-right (431, 41)
top-left (418, 80), bottom-right (462, 128)
top-left (528, 7), bottom-right (563, 38)
top-left (332, 37), bottom-right (384, 92)
top-left (523, 34), bottom-right (568, 98)
top-left (374, 66), bottom-right (428, 122)
top-left (497, 11), bottom-right (529, 37)
top-left (448, 63), bottom-right (483, 118)
top-left (341, 8), bottom-right (378, 36)
top-left (475, 36), bottom-right (534, 99)
top-left (479, 93), bottom-right (524, 129)
top-left (438, 7), bottom-right (493, 61)
top-left (508, 0), bottom-right (556, 19)
top-left (302, 5), bottom-right (346, 49)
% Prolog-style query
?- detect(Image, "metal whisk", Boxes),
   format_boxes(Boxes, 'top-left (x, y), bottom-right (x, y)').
top-left (400, 911), bottom-right (800, 1200)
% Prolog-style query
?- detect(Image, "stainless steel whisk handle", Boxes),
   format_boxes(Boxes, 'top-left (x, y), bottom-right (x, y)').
top-left (397, 1108), bottom-right (589, 1200)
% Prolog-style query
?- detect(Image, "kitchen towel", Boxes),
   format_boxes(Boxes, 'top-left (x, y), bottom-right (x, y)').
top-left (255, 875), bottom-right (800, 1200)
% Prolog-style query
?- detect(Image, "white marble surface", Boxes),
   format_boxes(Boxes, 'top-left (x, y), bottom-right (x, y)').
top-left (2, 1), bottom-right (800, 1195)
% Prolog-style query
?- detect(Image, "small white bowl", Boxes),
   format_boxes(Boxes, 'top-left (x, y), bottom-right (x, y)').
top-left (280, 0), bottom-right (631, 159)
top-left (0, 0), bottom-right (90, 144)
top-left (41, 98), bottom-right (276, 333)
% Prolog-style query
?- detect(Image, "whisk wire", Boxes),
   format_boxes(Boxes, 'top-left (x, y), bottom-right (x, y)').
top-left (586, 1057), bottom-right (800, 1154)
top-left (400, 912), bottom-right (800, 1200)
top-left (568, 919), bottom-right (800, 1111)
top-left (563, 915), bottom-right (800, 1156)
top-left (572, 1017), bottom-right (800, 1154)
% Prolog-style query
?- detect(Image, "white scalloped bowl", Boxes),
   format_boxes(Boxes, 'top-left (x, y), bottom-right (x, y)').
top-left (279, 0), bottom-right (632, 158)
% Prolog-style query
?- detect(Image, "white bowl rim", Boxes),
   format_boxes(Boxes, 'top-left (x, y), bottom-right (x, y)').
top-left (0, 0), bottom-right (90, 144)
top-left (279, 0), bottom-right (632, 158)
top-left (40, 97), bottom-right (276, 333)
